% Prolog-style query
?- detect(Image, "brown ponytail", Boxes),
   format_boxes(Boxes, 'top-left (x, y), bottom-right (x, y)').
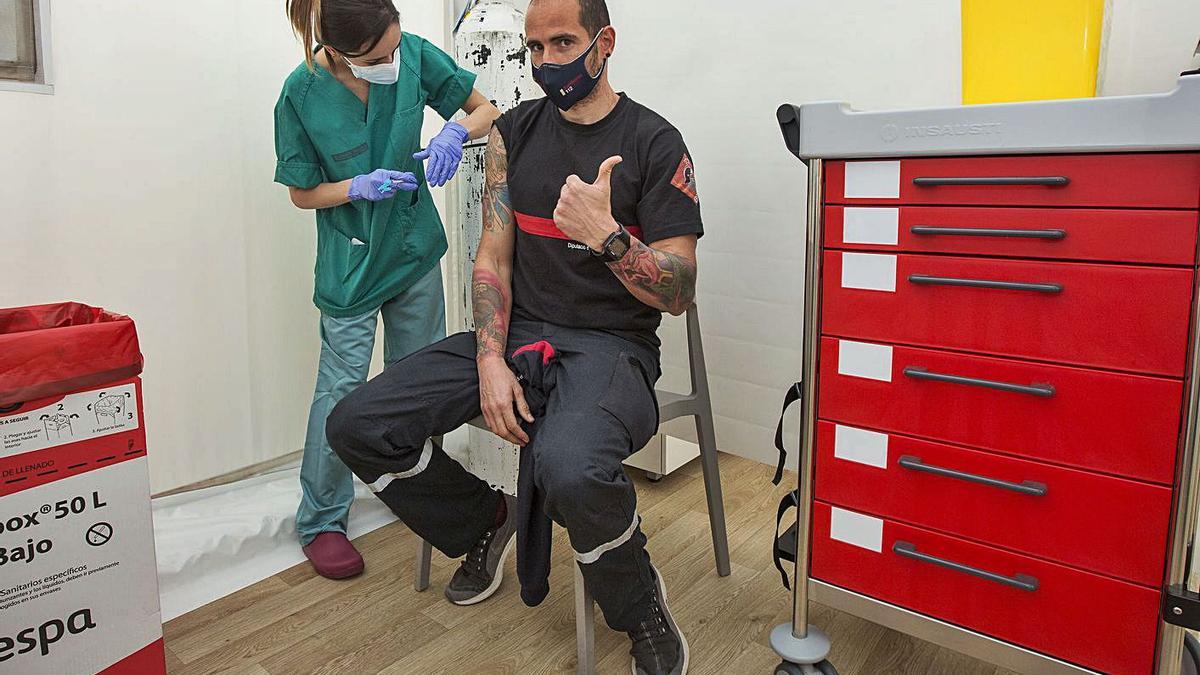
top-left (286, 0), bottom-right (322, 71)
top-left (285, 0), bottom-right (400, 71)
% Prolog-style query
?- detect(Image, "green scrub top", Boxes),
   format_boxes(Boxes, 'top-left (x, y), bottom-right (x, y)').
top-left (273, 33), bottom-right (476, 318)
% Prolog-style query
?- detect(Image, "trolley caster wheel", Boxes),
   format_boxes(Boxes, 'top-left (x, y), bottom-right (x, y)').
top-left (774, 660), bottom-right (838, 675)
top-left (645, 471), bottom-right (664, 483)
top-left (1183, 632), bottom-right (1200, 675)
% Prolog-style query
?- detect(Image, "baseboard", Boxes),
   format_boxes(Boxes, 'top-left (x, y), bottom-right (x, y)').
top-left (153, 450), bottom-right (304, 499)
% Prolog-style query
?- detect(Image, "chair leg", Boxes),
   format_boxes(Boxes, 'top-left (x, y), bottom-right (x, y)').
top-left (414, 436), bottom-right (444, 593)
top-left (574, 562), bottom-right (596, 675)
top-left (684, 305), bottom-right (732, 578)
top-left (696, 411), bottom-right (732, 577)
top-left (415, 539), bottom-right (433, 592)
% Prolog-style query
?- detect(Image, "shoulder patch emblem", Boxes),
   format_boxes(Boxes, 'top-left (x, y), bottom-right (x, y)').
top-left (670, 154), bottom-right (699, 204)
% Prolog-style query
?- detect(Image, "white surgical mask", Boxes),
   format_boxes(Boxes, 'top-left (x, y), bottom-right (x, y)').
top-left (345, 47), bottom-right (401, 85)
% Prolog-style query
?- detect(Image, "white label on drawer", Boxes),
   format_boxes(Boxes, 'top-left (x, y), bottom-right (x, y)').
top-left (843, 207), bottom-right (899, 245)
top-left (841, 253), bottom-right (897, 292)
top-left (844, 161), bottom-right (901, 199)
top-left (830, 507), bottom-right (884, 553)
top-left (837, 340), bottom-right (893, 382)
top-left (834, 424), bottom-right (889, 469)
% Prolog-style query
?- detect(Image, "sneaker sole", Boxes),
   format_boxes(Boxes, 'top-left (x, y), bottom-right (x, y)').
top-left (448, 531), bottom-right (517, 607)
top-left (630, 564), bottom-right (689, 675)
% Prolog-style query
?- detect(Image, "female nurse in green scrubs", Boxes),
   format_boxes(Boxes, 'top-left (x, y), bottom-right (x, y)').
top-left (275, 0), bottom-right (499, 579)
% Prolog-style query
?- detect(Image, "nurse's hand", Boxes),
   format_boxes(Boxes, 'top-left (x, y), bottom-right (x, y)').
top-left (348, 169), bottom-right (419, 202)
top-left (414, 121), bottom-right (469, 188)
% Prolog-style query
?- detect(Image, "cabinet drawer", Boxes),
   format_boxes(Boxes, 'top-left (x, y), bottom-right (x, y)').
top-left (811, 502), bottom-right (1159, 675)
top-left (824, 206), bottom-right (1198, 265)
top-left (818, 338), bottom-right (1183, 483)
top-left (814, 421), bottom-right (1172, 586)
top-left (825, 153), bottom-right (1200, 208)
top-left (822, 251), bottom-right (1194, 376)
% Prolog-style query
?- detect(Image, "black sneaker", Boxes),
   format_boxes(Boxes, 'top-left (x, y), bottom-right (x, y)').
top-left (444, 492), bottom-right (517, 606)
top-left (628, 564), bottom-right (689, 675)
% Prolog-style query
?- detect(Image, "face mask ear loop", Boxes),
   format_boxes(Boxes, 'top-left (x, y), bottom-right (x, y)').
top-left (588, 26), bottom-right (614, 80)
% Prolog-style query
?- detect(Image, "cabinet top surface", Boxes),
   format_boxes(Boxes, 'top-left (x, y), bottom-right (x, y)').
top-left (783, 75), bottom-right (1200, 159)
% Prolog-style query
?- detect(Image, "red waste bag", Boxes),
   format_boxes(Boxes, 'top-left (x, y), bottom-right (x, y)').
top-left (0, 303), bottom-right (144, 408)
top-left (0, 303), bottom-right (164, 674)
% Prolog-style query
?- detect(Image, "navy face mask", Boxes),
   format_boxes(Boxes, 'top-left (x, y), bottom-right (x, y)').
top-left (531, 29), bottom-right (608, 111)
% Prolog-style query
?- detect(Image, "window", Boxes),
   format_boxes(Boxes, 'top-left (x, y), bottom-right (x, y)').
top-left (1, 0), bottom-right (48, 87)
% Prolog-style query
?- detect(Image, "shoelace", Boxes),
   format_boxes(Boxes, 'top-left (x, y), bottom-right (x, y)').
top-left (461, 527), bottom-right (496, 578)
top-left (628, 602), bottom-right (669, 643)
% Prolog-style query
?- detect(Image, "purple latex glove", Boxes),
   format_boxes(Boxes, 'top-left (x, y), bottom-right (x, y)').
top-left (413, 121), bottom-right (469, 188)
top-left (348, 169), bottom-right (419, 202)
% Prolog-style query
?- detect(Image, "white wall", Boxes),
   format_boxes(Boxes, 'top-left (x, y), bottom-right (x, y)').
top-left (1101, 0), bottom-right (1200, 96)
top-left (610, 0), bottom-right (962, 468)
top-left (0, 1), bottom-right (450, 492)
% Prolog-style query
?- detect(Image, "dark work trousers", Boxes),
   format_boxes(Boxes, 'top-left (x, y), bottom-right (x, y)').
top-left (326, 320), bottom-right (662, 632)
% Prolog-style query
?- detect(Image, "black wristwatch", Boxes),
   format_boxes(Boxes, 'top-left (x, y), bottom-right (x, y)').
top-left (592, 225), bottom-right (632, 263)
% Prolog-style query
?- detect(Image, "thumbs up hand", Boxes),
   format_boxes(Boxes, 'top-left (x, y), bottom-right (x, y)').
top-left (553, 156), bottom-right (623, 252)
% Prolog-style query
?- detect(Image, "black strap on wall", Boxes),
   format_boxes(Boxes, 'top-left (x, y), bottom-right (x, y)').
top-left (774, 490), bottom-right (800, 590)
top-left (772, 382), bottom-right (803, 485)
top-left (770, 383), bottom-right (806, 589)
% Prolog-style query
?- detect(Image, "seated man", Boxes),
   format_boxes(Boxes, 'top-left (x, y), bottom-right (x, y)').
top-left (326, 1), bottom-right (700, 672)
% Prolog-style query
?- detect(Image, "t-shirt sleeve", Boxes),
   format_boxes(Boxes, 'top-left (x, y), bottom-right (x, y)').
top-left (273, 92), bottom-right (324, 189)
top-left (418, 37), bottom-right (479, 120)
top-left (494, 109), bottom-right (517, 157)
top-left (635, 128), bottom-right (704, 244)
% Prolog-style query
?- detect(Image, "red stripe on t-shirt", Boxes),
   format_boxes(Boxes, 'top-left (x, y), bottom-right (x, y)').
top-left (515, 212), bottom-right (643, 242)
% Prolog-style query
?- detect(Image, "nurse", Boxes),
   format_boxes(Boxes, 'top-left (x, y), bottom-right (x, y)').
top-left (275, 0), bottom-right (499, 579)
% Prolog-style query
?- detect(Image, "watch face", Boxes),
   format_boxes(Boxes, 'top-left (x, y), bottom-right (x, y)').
top-left (597, 227), bottom-right (632, 262)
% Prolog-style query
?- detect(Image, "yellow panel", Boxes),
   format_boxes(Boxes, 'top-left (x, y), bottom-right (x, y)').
top-left (962, 0), bottom-right (1105, 105)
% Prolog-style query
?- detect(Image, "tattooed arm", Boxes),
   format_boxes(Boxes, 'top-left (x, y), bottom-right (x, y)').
top-left (606, 234), bottom-right (698, 316)
top-left (473, 127), bottom-right (516, 360)
top-left (473, 127), bottom-right (532, 445)
top-left (553, 155), bottom-right (699, 317)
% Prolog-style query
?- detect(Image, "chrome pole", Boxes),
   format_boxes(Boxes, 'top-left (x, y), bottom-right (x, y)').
top-left (791, 158), bottom-right (825, 636)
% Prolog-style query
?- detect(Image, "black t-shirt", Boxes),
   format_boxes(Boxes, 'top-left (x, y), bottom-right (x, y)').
top-left (494, 93), bottom-right (704, 350)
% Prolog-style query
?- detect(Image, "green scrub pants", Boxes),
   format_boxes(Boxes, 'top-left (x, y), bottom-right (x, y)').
top-left (296, 265), bottom-right (447, 546)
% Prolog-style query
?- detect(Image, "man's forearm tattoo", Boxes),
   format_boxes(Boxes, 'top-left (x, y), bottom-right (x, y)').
top-left (473, 268), bottom-right (509, 359)
top-left (608, 239), bottom-right (697, 315)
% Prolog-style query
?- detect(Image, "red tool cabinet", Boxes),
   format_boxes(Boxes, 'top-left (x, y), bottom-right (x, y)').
top-left (818, 152), bottom-right (1198, 675)
top-left (774, 76), bottom-right (1200, 675)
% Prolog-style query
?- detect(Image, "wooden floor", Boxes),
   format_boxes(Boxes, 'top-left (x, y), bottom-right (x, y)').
top-left (163, 454), bottom-right (1017, 675)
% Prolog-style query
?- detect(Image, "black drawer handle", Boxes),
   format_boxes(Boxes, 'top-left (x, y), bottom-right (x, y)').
top-left (898, 455), bottom-right (1048, 497)
top-left (911, 226), bottom-right (1066, 240)
top-left (908, 274), bottom-right (1063, 294)
top-left (913, 176), bottom-right (1070, 187)
top-left (0, 402), bottom-right (22, 414)
top-left (903, 367), bottom-right (1055, 398)
top-left (893, 541), bottom-right (1039, 592)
